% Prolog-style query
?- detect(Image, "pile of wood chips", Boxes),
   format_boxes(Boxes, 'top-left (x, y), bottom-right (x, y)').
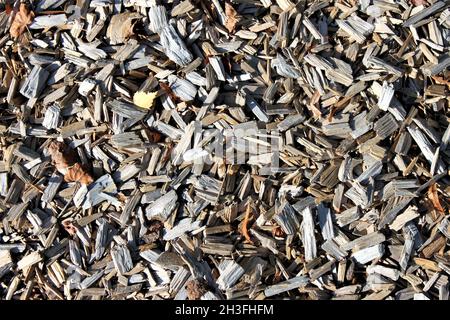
top-left (0, 0), bottom-right (449, 300)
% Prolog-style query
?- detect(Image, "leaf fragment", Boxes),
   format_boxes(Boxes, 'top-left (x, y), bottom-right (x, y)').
top-left (106, 12), bottom-right (141, 45)
top-left (428, 183), bottom-right (445, 214)
top-left (47, 141), bottom-right (94, 185)
top-left (225, 2), bottom-right (238, 33)
top-left (241, 201), bottom-right (254, 244)
top-left (133, 91), bottom-right (158, 109)
top-left (10, 3), bottom-right (34, 39)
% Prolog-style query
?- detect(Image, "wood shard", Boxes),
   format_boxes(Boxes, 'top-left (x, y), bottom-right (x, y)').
top-left (0, 0), bottom-right (449, 301)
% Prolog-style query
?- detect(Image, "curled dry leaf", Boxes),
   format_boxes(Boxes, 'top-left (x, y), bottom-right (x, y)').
top-left (241, 202), bottom-right (254, 244)
top-left (10, 3), bottom-right (34, 39)
top-left (143, 220), bottom-right (164, 243)
top-left (161, 141), bottom-right (175, 163)
top-left (224, 2), bottom-right (238, 33)
top-left (186, 279), bottom-right (209, 300)
top-left (47, 141), bottom-right (78, 168)
top-left (62, 219), bottom-right (77, 236)
top-left (106, 12), bottom-right (141, 45)
top-left (148, 220), bottom-right (164, 233)
top-left (428, 183), bottom-right (445, 214)
top-left (117, 192), bottom-right (128, 203)
top-left (272, 225), bottom-right (286, 238)
top-left (272, 270), bottom-right (282, 285)
top-left (47, 141), bottom-right (94, 185)
top-left (159, 82), bottom-right (180, 102)
top-left (133, 91), bottom-right (157, 109)
top-left (432, 76), bottom-right (450, 89)
top-left (146, 129), bottom-right (163, 143)
top-left (64, 163), bottom-right (94, 185)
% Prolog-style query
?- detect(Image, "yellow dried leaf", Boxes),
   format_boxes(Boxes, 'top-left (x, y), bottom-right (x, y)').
top-left (133, 91), bottom-right (158, 109)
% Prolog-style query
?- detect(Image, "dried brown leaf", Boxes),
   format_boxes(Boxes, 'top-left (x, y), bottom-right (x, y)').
top-left (161, 142), bottom-right (175, 163)
top-left (47, 141), bottom-right (93, 185)
top-left (186, 279), bottom-right (209, 300)
top-left (225, 2), bottom-right (238, 33)
top-left (241, 202), bottom-right (254, 244)
top-left (432, 76), bottom-right (450, 89)
top-left (62, 219), bottom-right (77, 236)
top-left (47, 141), bottom-right (77, 169)
top-left (143, 220), bottom-right (164, 243)
top-left (146, 129), bottom-right (163, 143)
top-left (160, 82), bottom-right (180, 102)
top-left (106, 12), bottom-right (141, 45)
top-left (10, 3), bottom-right (34, 39)
top-left (272, 225), bottom-right (285, 238)
top-left (428, 183), bottom-right (445, 214)
top-left (64, 163), bottom-right (94, 185)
